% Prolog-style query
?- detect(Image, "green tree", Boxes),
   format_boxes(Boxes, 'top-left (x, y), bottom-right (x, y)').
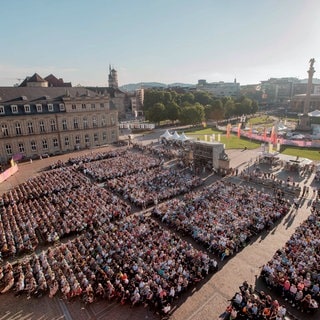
top-left (251, 100), bottom-right (259, 114)
top-left (143, 90), bottom-right (165, 111)
top-left (224, 99), bottom-right (235, 118)
top-left (193, 91), bottom-right (213, 106)
top-left (180, 92), bottom-right (195, 105)
top-left (211, 99), bottom-right (225, 120)
top-left (146, 102), bottom-right (166, 124)
top-left (179, 103), bottom-right (204, 125)
top-left (165, 101), bottom-right (180, 122)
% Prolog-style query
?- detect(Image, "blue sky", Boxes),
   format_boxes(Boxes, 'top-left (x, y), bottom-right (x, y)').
top-left (1, 0), bottom-right (320, 87)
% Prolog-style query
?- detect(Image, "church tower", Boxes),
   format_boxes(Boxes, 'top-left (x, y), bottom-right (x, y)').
top-left (108, 65), bottom-right (118, 89)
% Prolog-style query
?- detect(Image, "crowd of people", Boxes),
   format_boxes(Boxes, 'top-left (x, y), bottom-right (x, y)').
top-left (68, 148), bottom-right (127, 166)
top-left (0, 169), bottom-right (131, 259)
top-left (1, 141), bottom-right (318, 319)
top-left (0, 168), bottom-right (89, 207)
top-left (223, 281), bottom-right (288, 319)
top-left (0, 214), bottom-right (218, 315)
top-left (153, 180), bottom-right (290, 260)
top-left (106, 167), bottom-right (203, 208)
top-left (79, 152), bottom-right (162, 182)
top-left (132, 143), bottom-right (179, 161)
top-left (260, 206), bottom-right (320, 314)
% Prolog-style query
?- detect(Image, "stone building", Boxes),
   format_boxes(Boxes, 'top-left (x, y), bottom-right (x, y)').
top-left (0, 85), bottom-right (118, 163)
top-left (88, 66), bottom-right (142, 120)
top-left (196, 79), bottom-right (240, 98)
top-left (19, 73), bottom-right (72, 88)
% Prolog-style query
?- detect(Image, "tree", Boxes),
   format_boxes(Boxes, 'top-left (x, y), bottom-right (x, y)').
top-left (235, 97), bottom-right (253, 115)
top-left (204, 99), bottom-right (224, 120)
top-left (193, 91), bottom-right (213, 106)
top-left (251, 100), bottom-right (259, 114)
top-left (143, 90), bottom-right (165, 111)
top-left (178, 103), bottom-right (204, 125)
top-left (146, 103), bottom-right (166, 124)
top-left (224, 99), bottom-right (235, 118)
top-left (210, 99), bottom-right (225, 120)
top-left (180, 92), bottom-right (195, 105)
top-left (165, 101), bottom-right (180, 123)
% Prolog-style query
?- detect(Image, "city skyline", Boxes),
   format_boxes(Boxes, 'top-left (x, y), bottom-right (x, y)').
top-left (1, 0), bottom-right (319, 87)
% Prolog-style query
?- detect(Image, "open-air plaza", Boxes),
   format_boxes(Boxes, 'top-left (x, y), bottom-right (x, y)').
top-left (0, 127), bottom-right (319, 320)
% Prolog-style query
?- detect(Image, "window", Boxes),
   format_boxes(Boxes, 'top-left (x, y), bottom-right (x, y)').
top-left (73, 118), bottom-right (79, 129)
top-left (85, 134), bottom-right (90, 143)
top-left (94, 133), bottom-right (98, 142)
top-left (5, 144), bottom-right (12, 156)
top-left (39, 120), bottom-right (45, 133)
top-left (24, 105), bottom-right (31, 113)
top-left (101, 116), bottom-right (106, 126)
top-left (100, 103), bottom-right (105, 108)
top-left (0, 106), bottom-right (4, 114)
top-left (15, 122), bottom-right (22, 135)
top-left (83, 117), bottom-right (88, 129)
top-left (111, 130), bottom-right (116, 140)
top-left (36, 104), bottom-right (42, 112)
top-left (27, 122), bottom-right (34, 134)
top-left (31, 141), bottom-right (37, 152)
top-left (2, 124), bottom-right (9, 137)
top-left (18, 143), bottom-right (25, 153)
top-left (92, 116), bottom-right (97, 127)
top-left (59, 103), bottom-right (65, 111)
top-left (82, 103), bottom-right (86, 109)
top-left (42, 139), bottom-right (48, 149)
top-left (53, 138), bottom-right (59, 148)
top-left (62, 119), bottom-right (67, 130)
top-left (11, 105), bottom-right (18, 113)
top-left (111, 115), bottom-right (115, 125)
top-left (72, 104), bottom-right (77, 110)
top-left (48, 104), bottom-right (54, 112)
top-left (91, 103), bottom-right (95, 109)
top-left (50, 119), bottom-right (57, 132)
top-left (75, 136), bottom-right (80, 144)
top-left (64, 137), bottom-right (69, 146)
top-left (102, 131), bottom-right (107, 141)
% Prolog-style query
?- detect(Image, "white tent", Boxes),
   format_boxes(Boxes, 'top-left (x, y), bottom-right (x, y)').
top-left (308, 109), bottom-right (320, 117)
top-left (160, 130), bottom-right (173, 140)
top-left (178, 132), bottom-right (190, 142)
top-left (172, 131), bottom-right (180, 140)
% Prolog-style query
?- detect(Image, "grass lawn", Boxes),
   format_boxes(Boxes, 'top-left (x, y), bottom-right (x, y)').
top-left (182, 128), bottom-right (320, 161)
top-left (281, 146), bottom-right (320, 161)
top-left (248, 116), bottom-right (275, 126)
top-left (182, 128), bottom-right (261, 149)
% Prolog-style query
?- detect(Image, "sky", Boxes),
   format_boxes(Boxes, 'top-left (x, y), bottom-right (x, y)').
top-left (1, 0), bottom-right (320, 87)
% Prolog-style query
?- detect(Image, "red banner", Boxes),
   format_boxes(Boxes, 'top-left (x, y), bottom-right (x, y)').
top-left (237, 123), bottom-right (241, 138)
top-left (248, 124), bottom-right (252, 139)
top-left (226, 123), bottom-right (231, 138)
top-left (270, 126), bottom-right (275, 143)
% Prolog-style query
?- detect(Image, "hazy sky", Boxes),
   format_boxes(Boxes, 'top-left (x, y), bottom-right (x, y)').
top-left (1, 0), bottom-right (319, 87)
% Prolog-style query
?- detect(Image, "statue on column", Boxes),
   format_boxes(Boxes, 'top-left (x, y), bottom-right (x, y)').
top-left (309, 58), bottom-right (315, 69)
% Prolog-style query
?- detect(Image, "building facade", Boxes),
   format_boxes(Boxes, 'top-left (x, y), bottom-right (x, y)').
top-left (196, 79), bottom-right (240, 98)
top-left (289, 94), bottom-right (320, 113)
top-left (259, 77), bottom-right (320, 106)
top-left (0, 86), bottom-right (118, 163)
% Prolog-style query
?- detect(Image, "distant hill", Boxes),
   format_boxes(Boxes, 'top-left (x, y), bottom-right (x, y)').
top-left (120, 82), bottom-right (195, 92)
